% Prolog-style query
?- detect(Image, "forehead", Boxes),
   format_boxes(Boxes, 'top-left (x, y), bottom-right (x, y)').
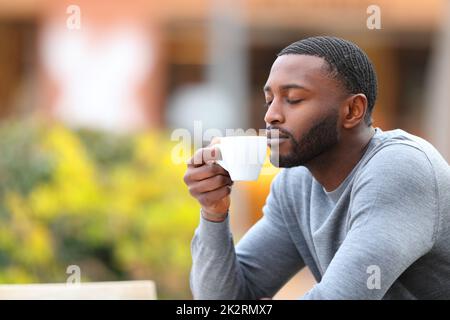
top-left (265, 54), bottom-right (333, 91)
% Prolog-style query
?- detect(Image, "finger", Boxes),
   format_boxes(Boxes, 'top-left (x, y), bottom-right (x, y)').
top-left (207, 137), bottom-right (223, 164)
top-left (209, 136), bottom-right (221, 146)
top-left (187, 146), bottom-right (221, 167)
top-left (188, 174), bottom-right (233, 195)
top-left (198, 185), bottom-right (232, 207)
top-left (186, 163), bottom-right (229, 183)
top-left (184, 163), bottom-right (228, 185)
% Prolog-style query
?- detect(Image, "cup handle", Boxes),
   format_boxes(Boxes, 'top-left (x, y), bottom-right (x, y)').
top-left (214, 144), bottom-right (228, 172)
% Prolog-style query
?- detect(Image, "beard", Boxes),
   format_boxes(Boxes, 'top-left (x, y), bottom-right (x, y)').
top-left (269, 111), bottom-right (339, 168)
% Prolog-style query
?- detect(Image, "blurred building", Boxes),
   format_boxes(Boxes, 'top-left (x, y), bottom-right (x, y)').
top-left (0, 0), bottom-right (447, 129)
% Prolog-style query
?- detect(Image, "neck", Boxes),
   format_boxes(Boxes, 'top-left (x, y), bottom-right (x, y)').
top-left (305, 126), bottom-right (376, 192)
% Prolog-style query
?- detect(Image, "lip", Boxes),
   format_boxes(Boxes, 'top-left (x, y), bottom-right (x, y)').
top-left (266, 130), bottom-right (290, 140)
top-left (267, 137), bottom-right (289, 146)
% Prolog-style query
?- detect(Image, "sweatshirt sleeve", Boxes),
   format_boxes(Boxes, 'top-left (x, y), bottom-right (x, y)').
top-left (190, 171), bottom-right (305, 299)
top-left (300, 144), bottom-right (439, 300)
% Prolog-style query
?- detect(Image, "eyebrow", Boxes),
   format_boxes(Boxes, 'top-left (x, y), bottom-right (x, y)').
top-left (263, 84), bottom-right (310, 92)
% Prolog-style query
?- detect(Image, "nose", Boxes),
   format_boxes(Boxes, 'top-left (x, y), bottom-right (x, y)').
top-left (264, 99), bottom-right (285, 125)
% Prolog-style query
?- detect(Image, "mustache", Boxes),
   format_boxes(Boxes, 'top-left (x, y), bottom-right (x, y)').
top-left (266, 126), bottom-right (294, 140)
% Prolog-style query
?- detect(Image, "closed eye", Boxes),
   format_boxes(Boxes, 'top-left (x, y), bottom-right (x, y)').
top-left (287, 99), bottom-right (303, 105)
top-left (264, 101), bottom-right (272, 108)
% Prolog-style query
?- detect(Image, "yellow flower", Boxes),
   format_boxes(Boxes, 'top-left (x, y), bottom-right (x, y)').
top-left (24, 225), bottom-right (54, 266)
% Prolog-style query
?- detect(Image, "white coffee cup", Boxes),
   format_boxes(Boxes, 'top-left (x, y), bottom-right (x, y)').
top-left (215, 136), bottom-right (267, 181)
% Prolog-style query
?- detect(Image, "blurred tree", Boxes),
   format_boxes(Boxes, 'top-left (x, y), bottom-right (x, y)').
top-left (0, 119), bottom-right (199, 299)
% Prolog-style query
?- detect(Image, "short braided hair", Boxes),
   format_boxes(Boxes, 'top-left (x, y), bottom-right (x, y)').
top-left (278, 36), bottom-right (377, 126)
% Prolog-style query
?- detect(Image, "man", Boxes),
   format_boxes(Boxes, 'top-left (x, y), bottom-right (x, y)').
top-left (183, 36), bottom-right (450, 299)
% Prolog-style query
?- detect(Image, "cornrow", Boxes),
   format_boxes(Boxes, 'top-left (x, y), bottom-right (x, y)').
top-left (278, 36), bottom-right (377, 126)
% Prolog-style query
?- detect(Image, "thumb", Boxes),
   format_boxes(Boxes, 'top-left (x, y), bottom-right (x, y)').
top-left (205, 137), bottom-right (222, 164)
top-left (209, 136), bottom-right (221, 146)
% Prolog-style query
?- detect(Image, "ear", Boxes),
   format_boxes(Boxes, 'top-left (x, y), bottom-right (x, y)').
top-left (341, 94), bottom-right (368, 129)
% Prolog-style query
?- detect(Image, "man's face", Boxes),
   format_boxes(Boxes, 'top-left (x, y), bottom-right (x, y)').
top-left (264, 54), bottom-right (346, 168)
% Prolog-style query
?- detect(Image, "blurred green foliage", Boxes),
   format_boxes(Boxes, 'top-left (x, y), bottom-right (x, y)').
top-left (0, 119), bottom-right (199, 299)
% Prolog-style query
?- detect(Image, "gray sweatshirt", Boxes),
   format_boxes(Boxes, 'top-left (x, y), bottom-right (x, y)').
top-left (190, 128), bottom-right (450, 299)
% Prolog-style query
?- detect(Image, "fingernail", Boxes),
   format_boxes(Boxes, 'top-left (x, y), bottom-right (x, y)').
top-left (211, 149), bottom-right (216, 157)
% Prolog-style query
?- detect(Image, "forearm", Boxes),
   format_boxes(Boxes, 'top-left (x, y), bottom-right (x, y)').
top-left (190, 214), bottom-right (254, 300)
top-left (190, 207), bottom-right (305, 300)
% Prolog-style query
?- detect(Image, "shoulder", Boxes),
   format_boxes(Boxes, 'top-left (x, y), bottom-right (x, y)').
top-left (357, 133), bottom-right (436, 187)
top-left (350, 140), bottom-right (441, 245)
top-left (368, 142), bottom-right (431, 170)
top-left (355, 142), bottom-right (435, 188)
top-left (350, 141), bottom-right (438, 220)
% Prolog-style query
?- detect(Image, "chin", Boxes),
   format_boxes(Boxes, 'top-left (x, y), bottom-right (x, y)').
top-left (269, 155), bottom-right (281, 168)
top-left (269, 150), bottom-right (309, 168)
top-left (269, 152), bottom-right (290, 168)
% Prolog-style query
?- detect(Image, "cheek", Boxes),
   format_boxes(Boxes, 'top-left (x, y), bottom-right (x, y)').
top-left (283, 102), bottom-right (322, 140)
